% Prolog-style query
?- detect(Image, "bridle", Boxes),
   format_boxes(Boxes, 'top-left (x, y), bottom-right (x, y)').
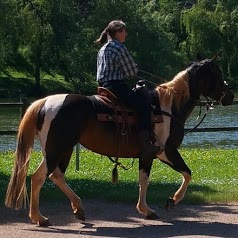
top-left (136, 67), bottom-right (227, 135)
top-left (186, 85), bottom-right (227, 135)
top-left (218, 81), bottom-right (229, 103)
top-left (186, 64), bottom-right (229, 134)
top-left (184, 98), bottom-right (213, 135)
top-left (202, 76), bottom-right (229, 106)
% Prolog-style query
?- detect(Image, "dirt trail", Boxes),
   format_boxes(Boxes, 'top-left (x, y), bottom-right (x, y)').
top-left (0, 200), bottom-right (238, 238)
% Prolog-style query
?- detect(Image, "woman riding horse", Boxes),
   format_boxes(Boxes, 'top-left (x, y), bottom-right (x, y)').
top-left (95, 20), bottom-right (163, 162)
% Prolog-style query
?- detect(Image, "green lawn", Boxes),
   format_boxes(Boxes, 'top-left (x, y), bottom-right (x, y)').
top-left (0, 149), bottom-right (238, 207)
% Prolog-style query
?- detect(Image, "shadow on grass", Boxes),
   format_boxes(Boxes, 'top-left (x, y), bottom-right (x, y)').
top-left (0, 173), bottom-right (219, 209)
top-left (30, 178), bottom-right (218, 206)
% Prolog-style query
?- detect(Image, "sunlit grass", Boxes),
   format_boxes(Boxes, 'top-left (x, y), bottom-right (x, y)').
top-left (0, 148), bottom-right (238, 207)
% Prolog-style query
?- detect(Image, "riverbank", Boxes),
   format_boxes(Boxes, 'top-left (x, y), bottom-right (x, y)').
top-left (0, 76), bottom-right (73, 98)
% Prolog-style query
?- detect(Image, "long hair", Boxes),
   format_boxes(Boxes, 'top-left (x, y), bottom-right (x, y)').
top-left (94, 20), bottom-right (126, 45)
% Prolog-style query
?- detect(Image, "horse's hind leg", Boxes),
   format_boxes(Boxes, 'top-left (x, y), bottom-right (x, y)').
top-left (49, 166), bottom-right (85, 221)
top-left (47, 147), bottom-right (85, 221)
top-left (29, 158), bottom-right (51, 226)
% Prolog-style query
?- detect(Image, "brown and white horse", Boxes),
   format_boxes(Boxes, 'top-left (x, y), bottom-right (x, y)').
top-left (5, 58), bottom-right (234, 226)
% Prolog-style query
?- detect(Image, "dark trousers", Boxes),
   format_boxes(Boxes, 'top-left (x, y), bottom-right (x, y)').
top-left (99, 80), bottom-right (151, 131)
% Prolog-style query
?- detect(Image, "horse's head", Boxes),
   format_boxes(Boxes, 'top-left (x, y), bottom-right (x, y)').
top-left (189, 59), bottom-right (234, 106)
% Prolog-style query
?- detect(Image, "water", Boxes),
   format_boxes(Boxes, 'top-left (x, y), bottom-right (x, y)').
top-left (0, 105), bottom-right (21, 151)
top-left (182, 104), bottom-right (238, 149)
top-left (0, 100), bottom-right (238, 151)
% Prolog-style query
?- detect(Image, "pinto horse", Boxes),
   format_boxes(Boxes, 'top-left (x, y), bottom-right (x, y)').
top-left (5, 58), bottom-right (234, 226)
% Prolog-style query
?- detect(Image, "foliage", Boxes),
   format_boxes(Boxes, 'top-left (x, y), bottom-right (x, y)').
top-left (0, 0), bottom-right (238, 97)
top-left (181, 0), bottom-right (238, 85)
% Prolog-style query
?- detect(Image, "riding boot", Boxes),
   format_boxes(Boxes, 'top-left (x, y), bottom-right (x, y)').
top-left (138, 130), bottom-right (163, 161)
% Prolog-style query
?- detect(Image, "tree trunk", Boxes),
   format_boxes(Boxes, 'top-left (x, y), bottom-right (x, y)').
top-left (34, 42), bottom-right (42, 96)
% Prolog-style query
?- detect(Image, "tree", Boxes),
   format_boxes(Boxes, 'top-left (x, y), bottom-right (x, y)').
top-left (181, 0), bottom-right (238, 85)
top-left (180, 0), bottom-right (221, 59)
top-left (3, 0), bottom-right (238, 94)
top-left (14, 0), bottom-right (55, 95)
top-left (0, 0), bottom-right (21, 71)
top-left (214, 2), bottom-right (238, 86)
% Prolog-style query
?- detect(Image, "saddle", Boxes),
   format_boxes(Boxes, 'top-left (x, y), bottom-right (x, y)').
top-left (92, 85), bottom-right (164, 125)
top-left (92, 85), bottom-right (164, 183)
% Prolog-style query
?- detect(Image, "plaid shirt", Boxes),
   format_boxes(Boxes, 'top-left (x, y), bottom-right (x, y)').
top-left (96, 40), bottom-right (138, 83)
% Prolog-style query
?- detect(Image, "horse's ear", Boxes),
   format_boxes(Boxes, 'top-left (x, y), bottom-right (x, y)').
top-left (196, 53), bottom-right (204, 61)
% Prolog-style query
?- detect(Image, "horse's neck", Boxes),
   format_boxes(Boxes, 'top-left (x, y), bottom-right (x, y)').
top-left (172, 97), bottom-right (198, 125)
top-left (183, 99), bottom-right (198, 121)
top-left (180, 68), bottom-right (201, 120)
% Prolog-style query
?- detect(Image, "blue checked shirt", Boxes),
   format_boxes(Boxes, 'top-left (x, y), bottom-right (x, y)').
top-left (96, 40), bottom-right (138, 83)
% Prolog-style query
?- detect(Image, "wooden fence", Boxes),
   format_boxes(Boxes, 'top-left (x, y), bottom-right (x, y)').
top-left (0, 98), bottom-right (28, 135)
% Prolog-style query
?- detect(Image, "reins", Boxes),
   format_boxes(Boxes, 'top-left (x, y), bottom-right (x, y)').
top-left (184, 99), bottom-right (214, 135)
top-left (138, 70), bottom-right (167, 83)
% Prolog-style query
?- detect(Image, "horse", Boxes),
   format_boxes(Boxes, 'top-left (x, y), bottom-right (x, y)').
top-left (5, 58), bottom-right (234, 226)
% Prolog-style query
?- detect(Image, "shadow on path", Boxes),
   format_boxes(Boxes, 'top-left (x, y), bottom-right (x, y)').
top-left (1, 200), bottom-right (237, 238)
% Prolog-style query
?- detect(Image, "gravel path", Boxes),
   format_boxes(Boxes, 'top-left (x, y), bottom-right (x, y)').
top-left (0, 200), bottom-right (238, 238)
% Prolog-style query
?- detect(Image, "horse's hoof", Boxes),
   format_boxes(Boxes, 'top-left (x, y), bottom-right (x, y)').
top-left (37, 219), bottom-right (52, 227)
top-left (146, 212), bottom-right (159, 220)
top-left (74, 209), bottom-right (85, 221)
top-left (165, 197), bottom-right (175, 211)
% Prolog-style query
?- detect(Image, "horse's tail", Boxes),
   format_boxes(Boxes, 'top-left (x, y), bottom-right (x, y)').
top-left (5, 98), bottom-right (47, 210)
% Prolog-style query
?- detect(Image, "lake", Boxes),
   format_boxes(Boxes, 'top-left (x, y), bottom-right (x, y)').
top-left (0, 98), bottom-right (238, 151)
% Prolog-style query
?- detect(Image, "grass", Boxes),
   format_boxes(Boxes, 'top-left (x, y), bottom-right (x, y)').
top-left (0, 149), bottom-right (238, 208)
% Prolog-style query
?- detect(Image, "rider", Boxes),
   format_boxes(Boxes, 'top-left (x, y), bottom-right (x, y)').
top-left (95, 20), bottom-right (163, 160)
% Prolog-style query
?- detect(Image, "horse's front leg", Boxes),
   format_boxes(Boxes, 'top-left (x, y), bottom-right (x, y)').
top-left (166, 171), bottom-right (191, 209)
top-left (159, 148), bottom-right (192, 210)
top-left (136, 158), bottom-right (158, 219)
